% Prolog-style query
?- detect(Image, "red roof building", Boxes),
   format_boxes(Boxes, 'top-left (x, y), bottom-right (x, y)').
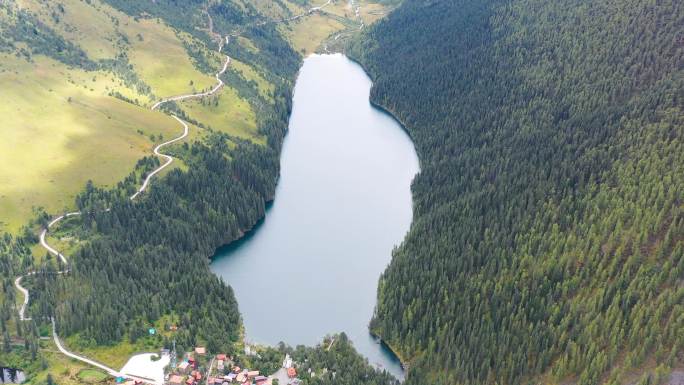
top-left (216, 354), bottom-right (227, 361)
top-left (287, 367), bottom-right (297, 378)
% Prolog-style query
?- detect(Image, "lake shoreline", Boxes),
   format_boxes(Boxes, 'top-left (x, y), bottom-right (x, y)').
top-left (369, 329), bottom-right (409, 372)
top-left (210, 54), bottom-right (418, 380)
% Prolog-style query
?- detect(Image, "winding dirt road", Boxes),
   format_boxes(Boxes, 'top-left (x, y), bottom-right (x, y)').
top-left (13, 21), bottom-right (230, 383)
top-left (14, 2), bottom-right (334, 381)
top-left (130, 116), bottom-right (189, 200)
top-left (50, 318), bottom-right (153, 383)
top-left (150, 56), bottom-right (230, 111)
top-left (14, 274), bottom-right (32, 321)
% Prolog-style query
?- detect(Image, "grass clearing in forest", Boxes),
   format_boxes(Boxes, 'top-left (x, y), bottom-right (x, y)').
top-left (358, 2), bottom-right (392, 24)
top-left (179, 87), bottom-right (264, 144)
top-left (36, 340), bottom-right (91, 385)
top-left (322, 0), bottom-right (391, 25)
top-left (123, 19), bottom-right (218, 100)
top-left (282, 13), bottom-right (346, 55)
top-left (76, 369), bottom-right (109, 383)
top-left (246, 0), bottom-right (298, 19)
top-left (280, 0), bottom-right (391, 55)
top-left (230, 59), bottom-right (275, 100)
top-left (63, 315), bottom-right (180, 370)
top-left (17, 0), bottom-right (121, 61)
top-left (17, 0), bottom-right (221, 101)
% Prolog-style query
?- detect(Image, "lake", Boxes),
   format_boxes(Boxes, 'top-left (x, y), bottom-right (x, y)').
top-left (211, 54), bottom-right (419, 379)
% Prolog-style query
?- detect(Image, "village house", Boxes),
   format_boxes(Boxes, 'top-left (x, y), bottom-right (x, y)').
top-left (235, 372), bottom-right (246, 383)
top-left (191, 371), bottom-right (202, 381)
top-left (187, 357), bottom-right (197, 369)
top-left (178, 362), bottom-right (190, 374)
top-left (217, 360), bottom-right (224, 371)
top-left (195, 347), bottom-right (206, 355)
top-left (254, 375), bottom-right (267, 385)
top-left (225, 373), bottom-right (237, 382)
top-left (246, 371), bottom-right (259, 379)
top-left (287, 367), bottom-right (297, 379)
top-left (169, 375), bottom-right (184, 385)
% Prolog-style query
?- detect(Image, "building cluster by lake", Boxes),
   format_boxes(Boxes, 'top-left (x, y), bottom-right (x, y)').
top-left (164, 348), bottom-right (299, 385)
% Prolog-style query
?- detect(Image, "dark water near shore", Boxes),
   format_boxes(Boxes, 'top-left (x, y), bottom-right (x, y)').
top-left (211, 54), bottom-right (418, 379)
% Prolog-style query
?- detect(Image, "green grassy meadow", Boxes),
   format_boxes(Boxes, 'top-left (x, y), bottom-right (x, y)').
top-left (76, 369), bottom-right (109, 383)
top-left (0, 0), bottom-right (225, 233)
top-left (179, 86), bottom-right (264, 144)
top-left (0, 54), bottom-right (179, 233)
top-left (122, 20), bottom-right (218, 99)
top-left (230, 59), bottom-right (275, 100)
top-left (282, 13), bottom-right (346, 55)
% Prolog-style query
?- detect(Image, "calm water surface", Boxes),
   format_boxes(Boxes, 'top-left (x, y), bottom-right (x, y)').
top-left (211, 54), bottom-right (419, 379)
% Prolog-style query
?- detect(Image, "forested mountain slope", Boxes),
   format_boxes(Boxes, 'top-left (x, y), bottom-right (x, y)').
top-left (350, 0), bottom-right (684, 384)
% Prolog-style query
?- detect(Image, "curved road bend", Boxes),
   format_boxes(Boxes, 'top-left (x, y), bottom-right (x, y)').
top-left (51, 318), bottom-right (154, 384)
top-left (130, 116), bottom-right (189, 201)
top-left (150, 55), bottom-right (231, 111)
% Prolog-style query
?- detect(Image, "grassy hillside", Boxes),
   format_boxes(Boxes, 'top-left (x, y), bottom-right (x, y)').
top-left (0, 0), bottom-right (242, 233)
top-left (0, 0), bottom-right (390, 234)
top-left (0, 52), bottom-right (178, 233)
top-left (351, 0), bottom-right (684, 384)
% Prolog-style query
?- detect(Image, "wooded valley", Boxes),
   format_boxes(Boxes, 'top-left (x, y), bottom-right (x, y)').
top-left (350, 0), bottom-right (684, 384)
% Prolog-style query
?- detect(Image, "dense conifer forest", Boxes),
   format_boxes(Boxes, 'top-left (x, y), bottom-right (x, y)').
top-left (237, 334), bottom-right (399, 385)
top-left (350, 0), bottom-right (684, 384)
top-left (282, 334), bottom-right (399, 385)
